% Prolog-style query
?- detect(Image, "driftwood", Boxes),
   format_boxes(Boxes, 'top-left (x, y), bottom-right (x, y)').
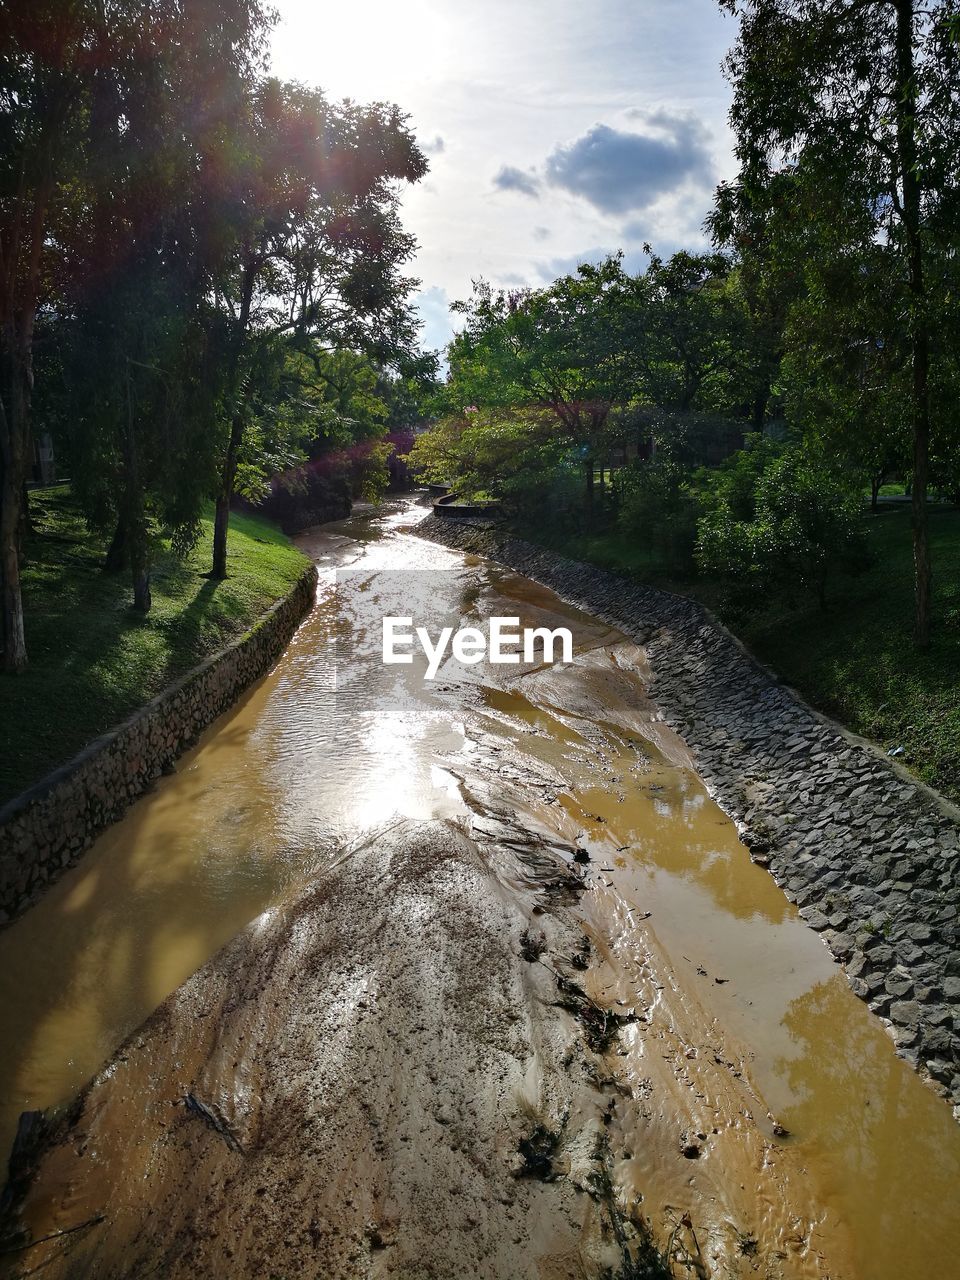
top-left (0, 1213), bottom-right (105, 1256)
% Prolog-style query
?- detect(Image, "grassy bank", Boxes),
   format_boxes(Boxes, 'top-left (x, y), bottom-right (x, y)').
top-left (0, 486), bottom-right (310, 806)
top-left (521, 504), bottom-right (960, 804)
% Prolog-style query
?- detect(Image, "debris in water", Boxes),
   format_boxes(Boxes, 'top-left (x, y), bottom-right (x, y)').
top-left (516, 1125), bottom-right (559, 1181)
top-left (554, 974), bottom-right (638, 1052)
top-left (519, 929), bottom-right (546, 962)
top-left (571, 936), bottom-right (592, 971)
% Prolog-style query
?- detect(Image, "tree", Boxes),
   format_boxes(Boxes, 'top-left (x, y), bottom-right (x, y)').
top-left (614, 457), bottom-right (701, 573)
top-left (208, 80), bottom-right (426, 579)
top-left (444, 258), bottom-right (641, 510)
top-left (409, 406), bottom-right (570, 510)
top-left (0, 2), bottom-right (86, 669)
top-left (708, 170), bottom-right (801, 432)
top-left (58, 0), bottom-right (271, 611)
top-left (375, 353), bottom-right (440, 431)
top-left (294, 348), bottom-right (390, 450)
top-left (0, 0), bottom-right (273, 654)
top-left (624, 249), bottom-right (754, 418)
top-left (717, 0), bottom-right (960, 645)
top-left (770, 236), bottom-right (913, 507)
top-left (697, 443), bottom-right (872, 607)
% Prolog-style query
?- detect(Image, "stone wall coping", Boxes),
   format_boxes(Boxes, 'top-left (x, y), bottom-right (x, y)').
top-left (0, 565), bottom-right (317, 830)
top-left (0, 563), bottom-right (317, 924)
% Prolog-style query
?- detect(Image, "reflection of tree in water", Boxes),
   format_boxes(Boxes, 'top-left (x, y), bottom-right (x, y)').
top-left (627, 769), bottom-right (789, 925)
top-left (775, 974), bottom-right (960, 1264)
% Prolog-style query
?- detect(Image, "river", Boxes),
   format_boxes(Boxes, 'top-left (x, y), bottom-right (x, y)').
top-left (0, 497), bottom-right (957, 1278)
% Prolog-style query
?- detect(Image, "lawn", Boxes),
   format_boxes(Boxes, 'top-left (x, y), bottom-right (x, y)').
top-left (520, 504), bottom-right (960, 804)
top-left (0, 486), bottom-right (310, 806)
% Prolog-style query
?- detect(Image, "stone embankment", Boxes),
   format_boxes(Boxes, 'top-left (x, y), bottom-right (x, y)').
top-left (0, 566), bottom-right (318, 925)
top-left (416, 515), bottom-right (960, 1111)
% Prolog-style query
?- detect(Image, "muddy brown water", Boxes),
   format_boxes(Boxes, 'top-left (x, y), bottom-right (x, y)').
top-left (0, 498), bottom-right (957, 1278)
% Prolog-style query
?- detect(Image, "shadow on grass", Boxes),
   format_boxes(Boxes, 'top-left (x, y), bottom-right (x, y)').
top-left (0, 493), bottom-right (307, 806)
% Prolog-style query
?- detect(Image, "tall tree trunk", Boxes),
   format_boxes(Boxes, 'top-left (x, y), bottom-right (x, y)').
top-left (211, 258), bottom-right (257, 580)
top-left (0, 347), bottom-right (30, 671)
top-left (124, 362), bottom-right (151, 613)
top-left (584, 459), bottom-right (595, 516)
top-left (104, 515), bottom-right (127, 572)
top-left (1, 456), bottom-right (27, 671)
top-left (0, 107), bottom-right (68, 672)
top-left (20, 480), bottom-right (32, 542)
top-left (0, 21), bottom-right (74, 672)
top-left (895, 0), bottom-right (932, 648)
top-left (126, 491), bottom-right (151, 613)
top-left (211, 411), bottom-right (242, 580)
top-left (910, 343), bottom-right (932, 647)
top-left (130, 541), bottom-right (151, 613)
top-left (871, 475), bottom-right (881, 513)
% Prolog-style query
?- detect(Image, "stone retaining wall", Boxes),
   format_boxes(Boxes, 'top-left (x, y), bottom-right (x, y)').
top-left (416, 515), bottom-right (960, 1111)
top-left (0, 565), bottom-right (318, 926)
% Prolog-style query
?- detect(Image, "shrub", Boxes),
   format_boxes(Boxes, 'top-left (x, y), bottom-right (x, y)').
top-left (408, 410), bottom-right (570, 514)
top-left (615, 460), bottom-right (700, 573)
top-left (696, 445), bottom-right (871, 606)
top-left (260, 459), bottom-right (352, 534)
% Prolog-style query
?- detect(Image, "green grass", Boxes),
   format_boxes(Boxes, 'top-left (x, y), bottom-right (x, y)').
top-left (520, 505), bottom-right (960, 804)
top-left (0, 486), bottom-right (310, 806)
top-left (861, 483), bottom-right (909, 499)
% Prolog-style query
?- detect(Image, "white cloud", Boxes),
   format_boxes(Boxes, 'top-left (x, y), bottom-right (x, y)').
top-left (413, 285), bottom-right (457, 354)
top-left (268, 0), bottom-right (738, 351)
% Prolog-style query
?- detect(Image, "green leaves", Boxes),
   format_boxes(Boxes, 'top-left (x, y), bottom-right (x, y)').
top-left (409, 407), bottom-right (569, 509)
top-left (696, 443), bottom-right (871, 605)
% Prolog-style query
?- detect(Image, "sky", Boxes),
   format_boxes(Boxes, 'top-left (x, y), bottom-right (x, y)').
top-left (269, 0), bottom-right (739, 354)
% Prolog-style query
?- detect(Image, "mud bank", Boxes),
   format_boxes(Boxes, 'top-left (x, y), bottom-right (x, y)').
top-left (2, 813), bottom-right (870, 1280)
top-left (1, 822), bottom-right (664, 1279)
top-left (414, 516), bottom-right (960, 1110)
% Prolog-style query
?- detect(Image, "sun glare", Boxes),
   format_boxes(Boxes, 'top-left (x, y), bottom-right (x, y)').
top-left (272, 0), bottom-right (457, 106)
